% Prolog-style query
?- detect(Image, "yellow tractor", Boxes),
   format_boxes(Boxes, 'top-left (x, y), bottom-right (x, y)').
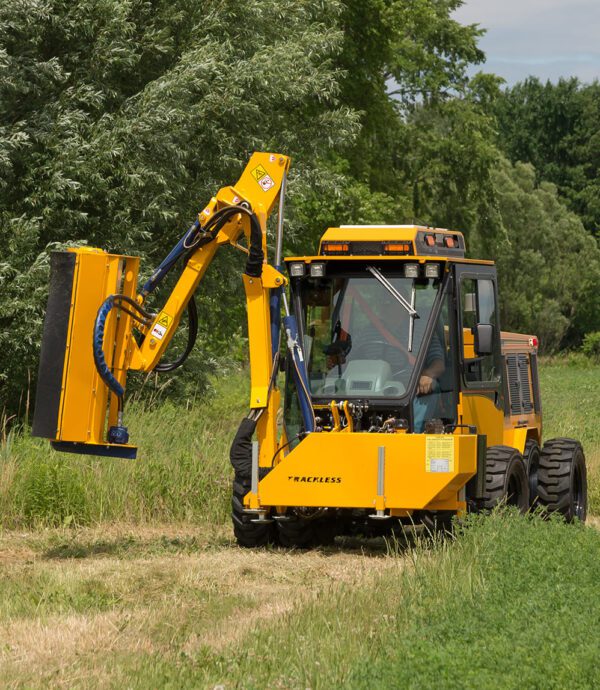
top-left (32, 153), bottom-right (587, 546)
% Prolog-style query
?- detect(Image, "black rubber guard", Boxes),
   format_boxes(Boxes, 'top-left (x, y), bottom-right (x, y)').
top-left (244, 214), bottom-right (264, 277)
top-left (32, 251), bottom-right (76, 439)
top-left (229, 418), bottom-right (258, 477)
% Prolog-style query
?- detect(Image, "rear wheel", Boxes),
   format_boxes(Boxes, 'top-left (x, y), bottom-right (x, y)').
top-left (483, 445), bottom-right (529, 512)
top-left (232, 475), bottom-right (277, 547)
top-left (537, 438), bottom-right (587, 522)
top-left (524, 439), bottom-right (541, 507)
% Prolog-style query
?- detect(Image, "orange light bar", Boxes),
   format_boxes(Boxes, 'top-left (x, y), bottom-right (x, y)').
top-left (323, 243), bottom-right (349, 253)
top-left (383, 243), bottom-right (411, 253)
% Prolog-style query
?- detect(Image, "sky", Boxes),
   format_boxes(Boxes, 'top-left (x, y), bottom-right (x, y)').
top-left (453, 0), bottom-right (600, 86)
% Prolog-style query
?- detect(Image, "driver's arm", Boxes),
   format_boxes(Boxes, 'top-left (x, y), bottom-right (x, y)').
top-left (418, 333), bottom-right (445, 395)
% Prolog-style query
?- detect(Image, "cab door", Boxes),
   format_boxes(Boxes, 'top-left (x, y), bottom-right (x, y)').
top-left (454, 265), bottom-right (505, 445)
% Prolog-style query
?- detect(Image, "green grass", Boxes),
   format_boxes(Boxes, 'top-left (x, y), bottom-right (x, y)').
top-left (2, 361), bottom-right (600, 687)
top-left (0, 370), bottom-right (249, 527)
top-left (131, 511), bottom-right (600, 690)
top-left (6, 512), bottom-right (590, 689)
top-left (1, 360), bottom-right (599, 527)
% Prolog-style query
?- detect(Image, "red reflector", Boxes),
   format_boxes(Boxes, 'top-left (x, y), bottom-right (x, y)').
top-left (425, 234), bottom-right (435, 247)
top-left (529, 337), bottom-right (539, 348)
top-left (444, 236), bottom-right (456, 248)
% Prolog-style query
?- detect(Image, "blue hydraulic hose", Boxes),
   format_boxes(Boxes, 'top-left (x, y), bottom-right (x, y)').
top-left (269, 273), bottom-right (283, 359)
top-left (141, 219), bottom-right (200, 296)
top-left (283, 314), bottom-right (315, 433)
top-left (93, 296), bottom-right (124, 398)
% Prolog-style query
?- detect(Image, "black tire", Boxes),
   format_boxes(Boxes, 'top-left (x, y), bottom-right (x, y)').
top-left (277, 516), bottom-right (338, 548)
top-left (537, 438), bottom-right (587, 522)
top-left (232, 475), bottom-right (276, 547)
top-left (524, 439), bottom-right (541, 507)
top-left (483, 445), bottom-right (529, 512)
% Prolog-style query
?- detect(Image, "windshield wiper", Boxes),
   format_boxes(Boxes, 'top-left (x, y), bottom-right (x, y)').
top-left (366, 266), bottom-right (420, 352)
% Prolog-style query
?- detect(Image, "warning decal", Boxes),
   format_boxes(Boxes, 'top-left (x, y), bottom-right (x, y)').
top-left (251, 164), bottom-right (268, 181)
top-left (251, 164), bottom-right (275, 192)
top-left (425, 436), bottom-right (455, 473)
top-left (151, 312), bottom-right (173, 340)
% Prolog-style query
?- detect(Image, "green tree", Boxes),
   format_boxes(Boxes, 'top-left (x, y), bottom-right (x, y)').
top-left (495, 77), bottom-right (600, 235)
top-left (287, 0), bottom-right (506, 271)
top-left (491, 159), bottom-right (600, 351)
top-left (0, 0), bottom-right (359, 415)
top-left (297, 0), bottom-right (504, 247)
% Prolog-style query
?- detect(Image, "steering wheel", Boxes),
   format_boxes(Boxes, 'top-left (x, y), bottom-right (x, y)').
top-left (351, 339), bottom-right (410, 375)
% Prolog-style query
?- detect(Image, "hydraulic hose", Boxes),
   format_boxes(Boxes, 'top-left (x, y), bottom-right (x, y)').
top-left (141, 205), bottom-right (263, 296)
top-left (243, 210), bottom-right (263, 277)
top-left (154, 294), bottom-right (198, 372)
top-left (93, 205), bottom-right (264, 394)
top-left (93, 296), bottom-right (124, 399)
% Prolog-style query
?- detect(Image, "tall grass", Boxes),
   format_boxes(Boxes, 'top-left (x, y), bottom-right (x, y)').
top-left (0, 361), bottom-right (598, 527)
top-left (0, 371), bottom-right (248, 527)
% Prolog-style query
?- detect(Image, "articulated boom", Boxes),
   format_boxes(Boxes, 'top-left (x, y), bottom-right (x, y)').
top-left (33, 152), bottom-right (292, 470)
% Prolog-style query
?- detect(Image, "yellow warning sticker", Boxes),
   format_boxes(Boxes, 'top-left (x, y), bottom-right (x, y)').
top-left (250, 164), bottom-right (275, 191)
top-left (151, 312), bottom-right (173, 340)
top-left (157, 312), bottom-right (172, 328)
top-left (251, 164), bottom-right (268, 181)
top-left (425, 436), bottom-right (454, 473)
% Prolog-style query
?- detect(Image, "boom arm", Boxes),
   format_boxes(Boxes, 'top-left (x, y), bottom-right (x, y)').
top-left (128, 152), bottom-right (290, 375)
top-left (34, 152), bottom-right (318, 462)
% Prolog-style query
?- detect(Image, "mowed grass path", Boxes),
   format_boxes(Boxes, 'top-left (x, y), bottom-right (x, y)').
top-left (0, 362), bottom-right (599, 688)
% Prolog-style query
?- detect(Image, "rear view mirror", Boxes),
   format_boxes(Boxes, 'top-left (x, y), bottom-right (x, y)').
top-left (475, 323), bottom-right (493, 356)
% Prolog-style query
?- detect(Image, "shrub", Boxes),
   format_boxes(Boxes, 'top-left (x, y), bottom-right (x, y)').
top-left (582, 331), bottom-right (600, 360)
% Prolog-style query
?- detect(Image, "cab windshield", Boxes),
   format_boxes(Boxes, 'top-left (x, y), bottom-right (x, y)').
top-left (301, 270), bottom-right (441, 398)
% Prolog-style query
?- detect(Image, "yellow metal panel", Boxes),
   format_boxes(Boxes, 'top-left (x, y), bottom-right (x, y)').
top-left (257, 432), bottom-right (477, 510)
top-left (230, 152), bottom-right (290, 218)
top-left (242, 274), bottom-right (272, 409)
top-left (459, 393), bottom-right (504, 446)
top-left (503, 426), bottom-right (528, 455)
top-left (58, 249), bottom-right (139, 444)
top-left (256, 387), bottom-right (281, 469)
top-left (319, 225), bottom-right (462, 244)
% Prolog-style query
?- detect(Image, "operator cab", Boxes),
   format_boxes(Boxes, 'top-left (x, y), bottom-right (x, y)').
top-left (283, 225), bottom-right (480, 437)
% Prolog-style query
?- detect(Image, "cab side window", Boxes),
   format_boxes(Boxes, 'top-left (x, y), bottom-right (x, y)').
top-left (460, 278), bottom-right (500, 386)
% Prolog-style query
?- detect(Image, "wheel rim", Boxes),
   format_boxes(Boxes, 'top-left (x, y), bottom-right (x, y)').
top-left (528, 449), bottom-right (539, 501)
top-left (573, 461), bottom-right (585, 519)
top-left (507, 472), bottom-right (524, 507)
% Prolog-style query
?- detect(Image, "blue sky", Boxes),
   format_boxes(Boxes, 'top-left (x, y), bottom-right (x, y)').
top-left (453, 1), bottom-right (600, 85)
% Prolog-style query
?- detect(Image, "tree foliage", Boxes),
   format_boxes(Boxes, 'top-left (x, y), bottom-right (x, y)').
top-left (0, 1), bottom-right (598, 416)
top-left (495, 77), bottom-right (600, 235)
top-left (0, 0), bottom-right (357, 413)
top-left (491, 160), bottom-right (600, 352)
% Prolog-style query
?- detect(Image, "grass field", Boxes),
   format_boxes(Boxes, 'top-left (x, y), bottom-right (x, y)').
top-left (1, 361), bottom-right (600, 688)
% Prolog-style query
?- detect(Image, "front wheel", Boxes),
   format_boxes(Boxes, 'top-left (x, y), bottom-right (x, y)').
top-left (277, 515), bottom-right (338, 548)
top-left (232, 475), bottom-right (277, 547)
